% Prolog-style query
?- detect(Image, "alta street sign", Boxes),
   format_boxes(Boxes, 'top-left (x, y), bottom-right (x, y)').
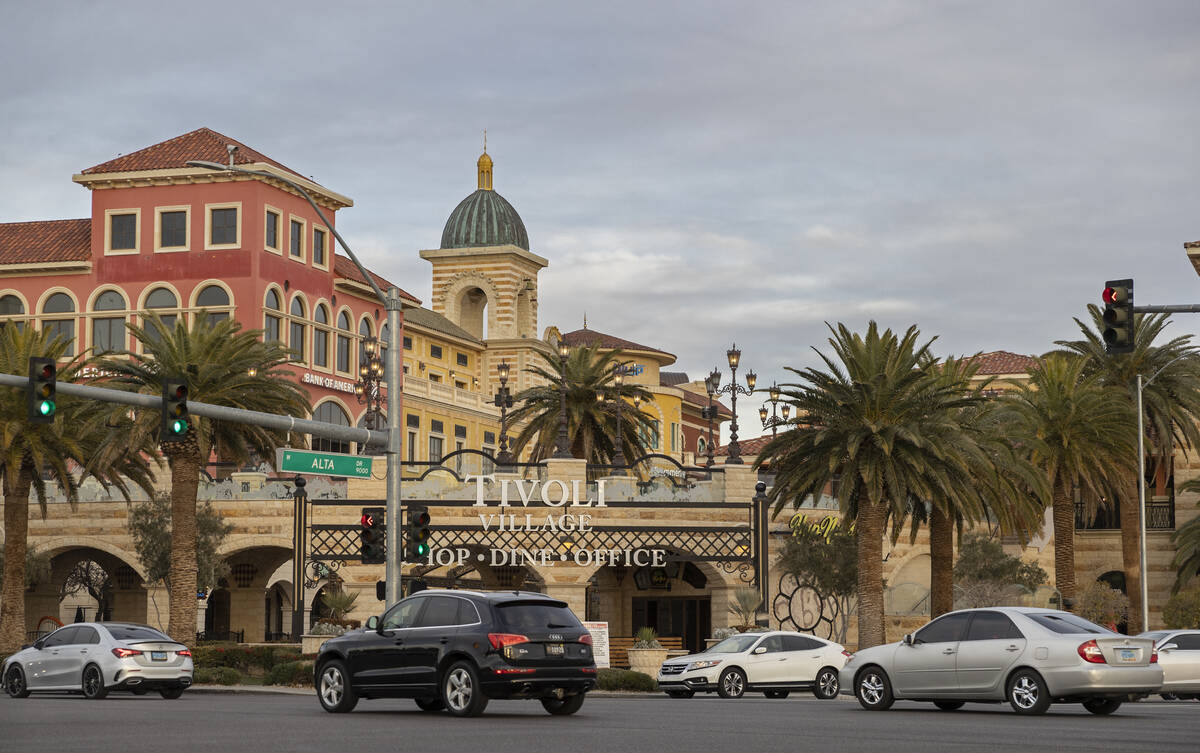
top-left (276, 448), bottom-right (374, 478)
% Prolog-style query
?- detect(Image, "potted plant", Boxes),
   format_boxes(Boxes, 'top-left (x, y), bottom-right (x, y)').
top-left (303, 586), bottom-right (360, 654)
top-left (706, 626), bottom-right (739, 650)
top-left (728, 587), bottom-right (762, 632)
top-left (626, 626), bottom-right (668, 676)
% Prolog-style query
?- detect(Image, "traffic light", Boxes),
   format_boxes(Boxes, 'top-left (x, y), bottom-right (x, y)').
top-left (1102, 279), bottom-right (1135, 355)
top-left (493, 386), bottom-right (513, 409)
top-left (405, 505), bottom-right (431, 562)
top-left (27, 357), bottom-right (57, 424)
top-left (161, 378), bottom-right (189, 442)
top-left (360, 507), bottom-right (386, 564)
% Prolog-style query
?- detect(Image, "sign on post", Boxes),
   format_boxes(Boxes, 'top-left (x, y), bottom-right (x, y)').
top-left (582, 621), bottom-right (610, 668)
top-left (276, 448), bottom-right (374, 478)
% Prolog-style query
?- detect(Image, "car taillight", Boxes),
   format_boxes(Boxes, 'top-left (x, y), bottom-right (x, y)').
top-left (112, 647), bottom-right (142, 659)
top-left (1151, 648), bottom-right (1158, 664)
top-left (176, 649), bottom-right (192, 657)
top-left (1077, 640), bottom-right (1107, 664)
top-left (488, 633), bottom-right (529, 649)
top-left (579, 634), bottom-right (593, 646)
top-left (841, 650), bottom-right (853, 658)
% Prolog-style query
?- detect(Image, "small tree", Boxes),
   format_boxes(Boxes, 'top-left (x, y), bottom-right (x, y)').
top-left (1074, 581), bottom-right (1129, 629)
top-left (728, 587), bottom-right (763, 630)
top-left (776, 522), bottom-right (857, 642)
top-left (60, 561), bottom-right (114, 621)
top-left (953, 532), bottom-right (1048, 609)
top-left (0, 546), bottom-right (52, 591)
top-left (127, 493), bottom-right (233, 592)
top-left (1162, 587), bottom-right (1200, 629)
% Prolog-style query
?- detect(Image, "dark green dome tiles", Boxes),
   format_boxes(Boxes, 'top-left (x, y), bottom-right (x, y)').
top-left (440, 188), bottom-right (530, 251)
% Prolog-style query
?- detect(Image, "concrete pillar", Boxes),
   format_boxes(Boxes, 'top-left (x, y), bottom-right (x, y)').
top-left (722, 465), bottom-right (758, 505)
top-left (543, 583), bottom-right (589, 619)
top-left (112, 587), bottom-right (148, 624)
top-left (228, 588), bottom-right (264, 643)
top-left (544, 457), bottom-right (587, 487)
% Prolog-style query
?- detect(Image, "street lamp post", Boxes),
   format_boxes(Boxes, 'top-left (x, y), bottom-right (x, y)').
top-left (703, 374), bottom-right (718, 468)
top-left (759, 383), bottom-right (789, 437)
top-left (355, 336), bottom-right (385, 450)
top-left (553, 342), bottom-right (572, 458)
top-left (710, 344), bottom-right (756, 464)
top-left (187, 154), bottom-right (405, 605)
top-left (494, 359), bottom-right (515, 464)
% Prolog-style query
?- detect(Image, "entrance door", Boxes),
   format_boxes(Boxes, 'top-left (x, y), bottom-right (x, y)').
top-left (631, 597), bottom-right (711, 654)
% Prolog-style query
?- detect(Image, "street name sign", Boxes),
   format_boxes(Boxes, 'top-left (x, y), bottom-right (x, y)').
top-left (276, 448), bottom-right (373, 478)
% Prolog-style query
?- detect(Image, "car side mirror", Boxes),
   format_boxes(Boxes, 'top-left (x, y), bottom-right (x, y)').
top-left (1160, 643), bottom-right (1177, 652)
top-left (33, 639), bottom-right (45, 650)
top-left (902, 633), bottom-right (914, 646)
top-left (753, 646), bottom-right (767, 654)
top-left (365, 615), bottom-right (379, 631)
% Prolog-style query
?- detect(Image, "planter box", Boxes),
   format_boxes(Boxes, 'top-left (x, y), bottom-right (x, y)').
top-left (301, 634), bottom-right (335, 654)
top-left (627, 647), bottom-right (669, 677)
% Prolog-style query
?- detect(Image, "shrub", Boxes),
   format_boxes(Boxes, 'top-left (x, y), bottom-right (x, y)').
top-left (264, 660), bottom-right (315, 687)
top-left (310, 621), bottom-right (347, 636)
top-left (193, 668), bottom-right (216, 684)
top-left (214, 667), bottom-right (242, 686)
top-left (596, 668), bottom-right (657, 692)
top-left (633, 626), bottom-right (661, 649)
top-left (192, 645), bottom-right (251, 670)
top-left (711, 627), bottom-right (739, 640)
top-left (1075, 581), bottom-right (1129, 627)
top-left (1163, 588), bottom-right (1200, 629)
top-left (246, 645), bottom-right (286, 672)
top-left (728, 587), bottom-right (762, 628)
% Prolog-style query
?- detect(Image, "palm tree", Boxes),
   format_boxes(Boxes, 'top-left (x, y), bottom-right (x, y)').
top-left (1001, 354), bottom-right (1137, 607)
top-left (1169, 477), bottom-right (1200, 593)
top-left (507, 343), bottom-right (655, 464)
top-left (91, 313), bottom-right (310, 644)
top-left (755, 322), bottom-right (987, 649)
top-left (1056, 308), bottom-right (1200, 632)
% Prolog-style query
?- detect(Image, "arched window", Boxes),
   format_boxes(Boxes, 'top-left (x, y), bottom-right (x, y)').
top-left (92, 290), bottom-right (127, 354)
top-left (42, 292), bottom-right (77, 356)
top-left (263, 289), bottom-right (281, 343)
top-left (312, 402), bottom-right (350, 454)
top-left (0, 294), bottom-right (26, 330)
top-left (336, 311), bottom-right (352, 374)
top-left (197, 285), bottom-right (231, 326)
top-left (144, 287), bottom-right (179, 332)
top-left (289, 297), bottom-right (307, 362)
top-left (313, 304), bottom-right (330, 369)
top-left (696, 436), bottom-right (707, 457)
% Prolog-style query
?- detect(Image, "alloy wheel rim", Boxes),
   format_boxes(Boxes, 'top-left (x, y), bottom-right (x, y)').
top-left (820, 671), bottom-right (838, 696)
top-left (84, 667), bottom-right (99, 696)
top-left (447, 668), bottom-right (472, 711)
top-left (7, 668), bottom-right (22, 695)
top-left (723, 672), bottom-right (743, 696)
top-left (860, 673), bottom-right (884, 704)
top-left (320, 668), bottom-right (343, 706)
top-left (1012, 676), bottom-right (1037, 708)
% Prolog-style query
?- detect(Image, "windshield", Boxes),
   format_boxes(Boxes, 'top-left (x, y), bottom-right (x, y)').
top-left (1027, 613), bottom-right (1112, 635)
top-left (707, 635), bottom-right (762, 654)
top-left (1137, 631), bottom-right (1170, 643)
top-left (106, 625), bottom-right (173, 642)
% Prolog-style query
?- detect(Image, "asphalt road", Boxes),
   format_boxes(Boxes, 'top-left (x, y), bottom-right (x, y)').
top-left (2, 691), bottom-right (1197, 753)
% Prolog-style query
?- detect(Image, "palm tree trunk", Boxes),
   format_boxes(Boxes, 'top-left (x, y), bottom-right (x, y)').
top-left (1051, 476), bottom-right (1077, 607)
top-left (0, 464), bottom-right (33, 654)
top-left (166, 451), bottom-right (201, 645)
top-left (856, 497), bottom-right (887, 649)
top-left (929, 505), bottom-right (954, 617)
top-left (1119, 478), bottom-right (1142, 633)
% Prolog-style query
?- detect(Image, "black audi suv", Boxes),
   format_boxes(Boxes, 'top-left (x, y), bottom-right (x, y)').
top-left (313, 589), bottom-right (596, 717)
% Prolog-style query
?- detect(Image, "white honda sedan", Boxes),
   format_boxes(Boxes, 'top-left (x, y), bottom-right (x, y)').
top-left (657, 631), bottom-right (849, 699)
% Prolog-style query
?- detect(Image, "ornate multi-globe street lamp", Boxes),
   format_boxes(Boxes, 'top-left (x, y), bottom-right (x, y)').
top-left (354, 335), bottom-right (385, 451)
top-left (759, 382), bottom-right (790, 437)
top-left (494, 359), bottom-right (515, 463)
top-left (709, 344), bottom-right (756, 464)
top-left (702, 373), bottom-right (719, 468)
top-left (553, 341), bottom-right (573, 458)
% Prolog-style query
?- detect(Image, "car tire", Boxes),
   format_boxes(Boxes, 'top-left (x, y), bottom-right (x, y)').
top-left (665, 690), bottom-right (694, 698)
top-left (81, 664), bottom-right (108, 700)
top-left (317, 660), bottom-right (358, 713)
top-left (4, 665), bottom-right (30, 699)
top-left (1006, 669), bottom-right (1050, 715)
top-left (1082, 698), bottom-right (1122, 716)
top-left (159, 687), bottom-right (184, 700)
top-left (763, 690), bottom-right (790, 699)
top-left (1160, 693), bottom-right (1178, 701)
top-left (441, 660), bottom-right (488, 717)
top-left (934, 701), bottom-right (965, 711)
top-left (813, 666), bottom-right (840, 700)
top-left (717, 668), bottom-right (746, 699)
top-left (415, 696), bottom-right (445, 712)
top-left (854, 667), bottom-right (894, 711)
top-left (541, 693), bottom-right (586, 715)
top-left (131, 687), bottom-right (148, 696)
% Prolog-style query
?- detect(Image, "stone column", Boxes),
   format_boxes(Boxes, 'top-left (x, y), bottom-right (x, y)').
top-left (543, 583), bottom-right (590, 619)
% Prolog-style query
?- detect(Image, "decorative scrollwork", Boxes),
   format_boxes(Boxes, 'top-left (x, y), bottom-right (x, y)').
top-left (772, 572), bottom-right (840, 640)
top-left (303, 558), bottom-right (345, 589)
top-left (718, 559), bottom-right (756, 585)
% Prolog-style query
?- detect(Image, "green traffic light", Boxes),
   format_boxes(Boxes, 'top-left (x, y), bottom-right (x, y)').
top-left (38, 400), bottom-right (55, 416)
top-left (416, 543), bottom-right (429, 557)
top-left (171, 418), bottom-right (188, 435)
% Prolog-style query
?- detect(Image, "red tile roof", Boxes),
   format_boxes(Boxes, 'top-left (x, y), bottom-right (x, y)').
top-left (81, 127), bottom-right (307, 180)
top-left (965, 350), bottom-right (1036, 375)
top-left (333, 255), bottom-right (420, 304)
top-left (560, 327), bottom-right (674, 359)
top-left (0, 219), bottom-right (90, 265)
top-left (716, 433), bottom-right (783, 459)
top-left (680, 388), bottom-right (733, 418)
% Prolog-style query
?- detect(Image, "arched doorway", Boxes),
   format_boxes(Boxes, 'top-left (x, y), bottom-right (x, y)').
top-left (204, 587), bottom-right (232, 639)
top-left (457, 286), bottom-right (488, 340)
top-left (34, 546), bottom-right (147, 631)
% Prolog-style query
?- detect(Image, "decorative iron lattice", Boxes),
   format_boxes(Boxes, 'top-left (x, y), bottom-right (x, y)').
top-left (303, 558), bottom-right (346, 590)
top-left (310, 524), bottom-right (365, 561)
top-left (420, 524), bottom-right (752, 562)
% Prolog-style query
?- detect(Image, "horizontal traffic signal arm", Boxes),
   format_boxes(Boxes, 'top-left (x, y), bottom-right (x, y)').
top-left (0, 373), bottom-right (383, 445)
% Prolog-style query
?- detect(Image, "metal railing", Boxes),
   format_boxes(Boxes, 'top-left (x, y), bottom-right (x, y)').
top-left (1075, 500), bottom-right (1175, 531)
top-left (195, 629), bottom-right (244, 644)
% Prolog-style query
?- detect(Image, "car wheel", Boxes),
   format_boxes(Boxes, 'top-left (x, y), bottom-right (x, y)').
top-left (717, 668), bottom-right (746, 699)
top-left (131, 687), bottom-right (148, 696)
top-left (854, 667), bottom-right (894, 711)
top-left (541, 693), bottom-right (586, 715)
top-left (665, 690), bottom-right (694, 699)
top-left (415, 696), bottom-right (445, 712)
top-left (4, 665), bottom-right (30, 699)
top-left (1160, 693), bottom-right (1178, 701)
top-left (81, 664), bottom-right (108, 700)
top-left (442, 660), bottom-right (488, 717)
top-left (317, 661), bottom-right (358, 713)
top-left (813, 667), bottom-right (839, 700)
top-left (763, 690), bottom-right (790, 699)
top-left (1006, 669), bottom-right (1050, 715)
top-left (1082, 698), bottom-right (1122, 716)
top-left (934, 701), bottom-right (965, 711)
top-left (159, 687), bottom-right (184, 700)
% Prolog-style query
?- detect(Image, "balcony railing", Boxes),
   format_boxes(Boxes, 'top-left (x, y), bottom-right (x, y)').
top-left (1075, 500), bottom-right (1175, 531)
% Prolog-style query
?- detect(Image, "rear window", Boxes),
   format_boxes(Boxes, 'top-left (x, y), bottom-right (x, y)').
top-left (106, 625), bottom-right (172, 642)
top-left (1027, 614), bottom-right (1111, 635)
top-left (495, 601), bottom-right (581, 631)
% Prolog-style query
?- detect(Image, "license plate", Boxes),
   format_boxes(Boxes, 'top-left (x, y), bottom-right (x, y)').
top-left (546, 644), bottom-right (564, 656)
top-left (1118, 649), bottom-right (1138, 663)
top-left (151, 651), bottom-right (167, 661)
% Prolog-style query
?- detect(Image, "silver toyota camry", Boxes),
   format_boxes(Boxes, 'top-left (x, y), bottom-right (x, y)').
top-left (2, 622), bottom-right (193, 700)
top-left (839, 607), bottom-right (1162, 715)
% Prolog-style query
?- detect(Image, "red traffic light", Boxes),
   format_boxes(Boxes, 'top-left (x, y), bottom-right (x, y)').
top-left (361, 513), bottom-right (375, 527)
top-left (412, 509), bottom-right (431, 527)
top-left (1102, 286), bottom-right (1128, 305)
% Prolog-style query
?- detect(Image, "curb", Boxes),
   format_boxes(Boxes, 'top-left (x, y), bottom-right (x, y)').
top-left (187, 684), bottom-right (662, 699)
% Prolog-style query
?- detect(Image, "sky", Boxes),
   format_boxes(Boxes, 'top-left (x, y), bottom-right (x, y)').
top-left (2, 0), bottom-right (1199, 442)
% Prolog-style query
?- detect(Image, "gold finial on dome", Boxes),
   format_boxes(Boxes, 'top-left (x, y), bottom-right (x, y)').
top-left (477, 129), bottom-right (493, 190)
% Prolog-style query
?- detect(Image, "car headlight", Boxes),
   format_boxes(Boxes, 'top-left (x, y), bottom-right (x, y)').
top-left (687, 660), bottom-right (723, 671)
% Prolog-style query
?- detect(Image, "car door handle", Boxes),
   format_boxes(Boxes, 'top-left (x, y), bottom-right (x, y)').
top-left (1005, 646), bottom-right (1020, 652)
top-left (79, 649), bottom-right (88, 654)
top-left (440, 638), bottom-right (449, 645)
top-left (393, 640), bottom-right (404, 646)
top-left (942, 649), bottom-right (955, 655)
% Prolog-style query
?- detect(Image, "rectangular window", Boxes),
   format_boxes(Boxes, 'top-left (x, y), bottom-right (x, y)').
top-left (407, 414), bottom-right (420, 429)
top-left (429, 373), bottom-right (441, 383)
top-left (429, 436), bottom-right (444, 463)
top-left (43, 320), bottom-right (75, 356)
top-left (407, 431), bottom-right (417, 462)
top-left (290, 320), bottom-right (305, 361)
top-left (403, 336), bottom-right (413, 350)
top-left (430, 344), bottom-right (443, 359)
top-left (92, 317), bottom-right (125, 354)
top-left (336, 333), bottom-right (351, 372)
top-left (290, 219), bottom-right (303, 258)
top-left (670, 422), bottom-right (679, 452)
top-left (430, 420), bottom-right (444, 434)
top-left (210, 208), bottom-right (238, 245)
top-left (265, 210), bottom-right (280, 250)
top-left (454, 425), bottom-right (467, 439)
top-left (313, 228), bottom-right (327, 266)
top-left (456, 353), bottom-right (469, 367)
top-left (110, 213), bottom-right (136, 250)
top-left (483, 431), bottom-right (496, 445)
top-left (455, 381), bottom-right (467, 390)
top-left (264, 314), bottom-right (281, 343)
top-left (160, 211), bottom-right (187, 248)
top-left (313, 328), bottom-right (328, 368)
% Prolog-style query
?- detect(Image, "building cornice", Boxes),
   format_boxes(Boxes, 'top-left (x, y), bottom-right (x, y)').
top-left (0, 261), bottom-right (92, 277)
top-left (419, 244), bottom-right (549, 270)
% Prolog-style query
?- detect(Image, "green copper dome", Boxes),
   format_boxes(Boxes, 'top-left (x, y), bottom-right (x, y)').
top-left (440, 188), bottom-right (529, 251)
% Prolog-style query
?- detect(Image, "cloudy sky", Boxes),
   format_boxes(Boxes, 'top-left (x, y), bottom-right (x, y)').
top-left (3, 1), bottom-right (1198, 440)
